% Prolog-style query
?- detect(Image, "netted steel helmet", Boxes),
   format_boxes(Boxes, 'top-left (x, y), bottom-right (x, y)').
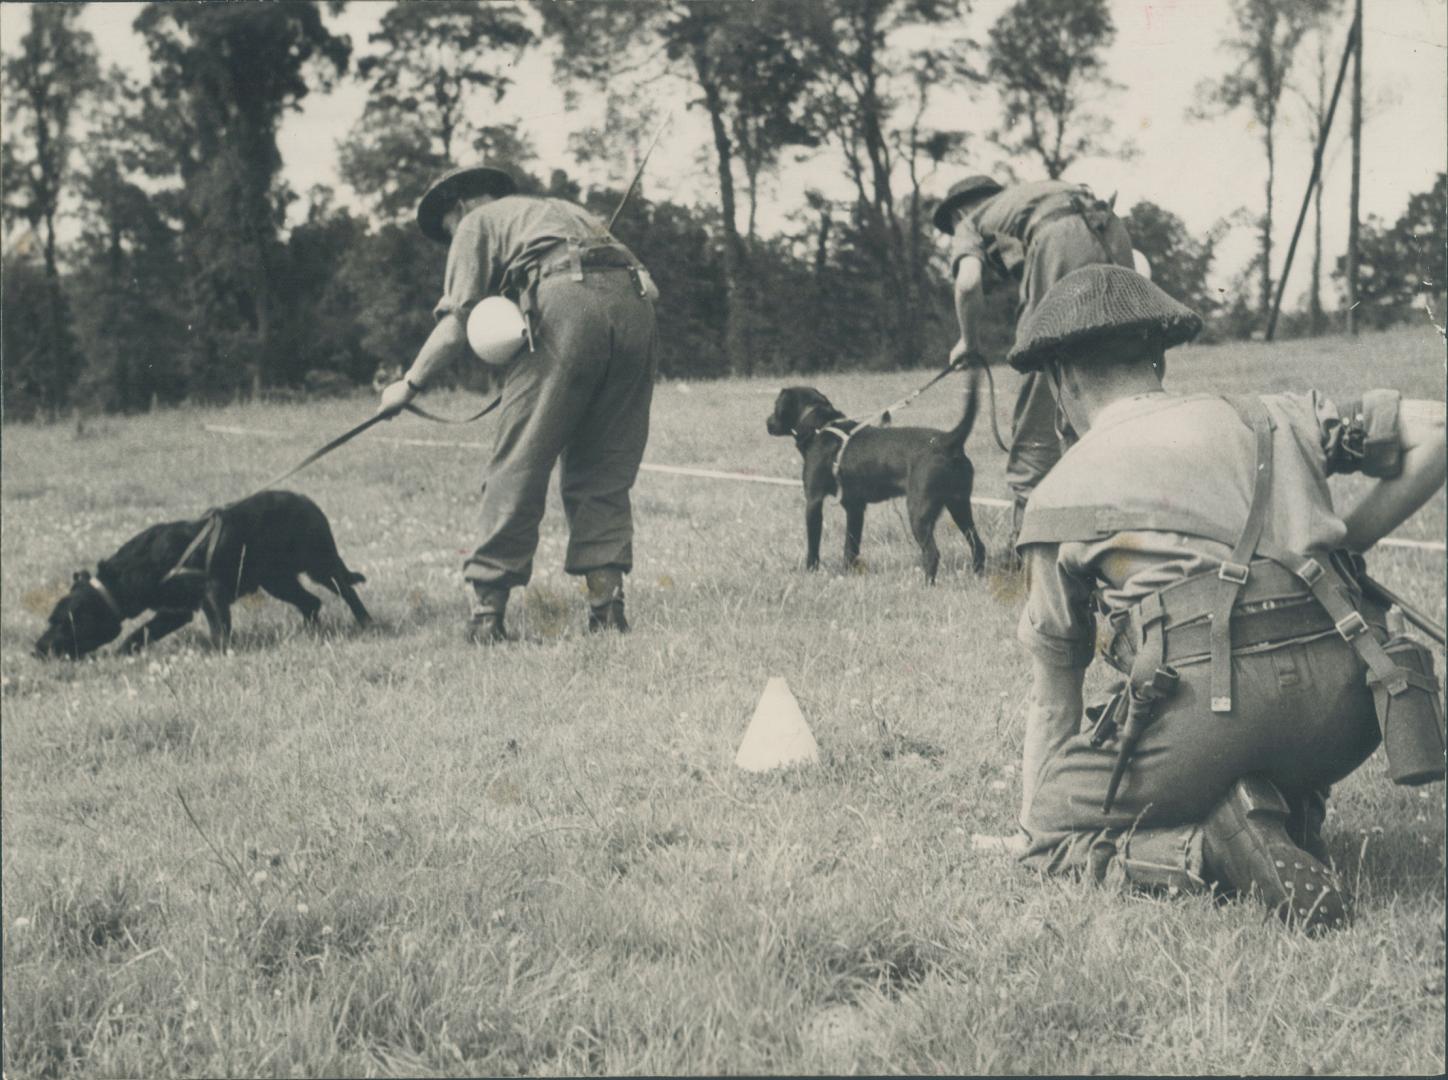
top-left (1008, 264), bottom-right (1203, 372)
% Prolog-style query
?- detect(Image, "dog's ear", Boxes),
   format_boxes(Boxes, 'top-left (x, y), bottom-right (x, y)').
top-left (880, 410), bottom-right (892, 426)
top-left (72, 569), bottom-right (91, 584)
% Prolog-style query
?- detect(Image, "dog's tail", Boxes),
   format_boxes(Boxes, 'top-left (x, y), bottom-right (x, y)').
top-left (938, 364), bottom-right (983, 454)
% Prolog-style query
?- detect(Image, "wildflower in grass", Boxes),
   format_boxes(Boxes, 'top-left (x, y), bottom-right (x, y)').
top-left (13, 917), bottom-right (30, 930)
top-left (252, 871), bottom-right (268, 885)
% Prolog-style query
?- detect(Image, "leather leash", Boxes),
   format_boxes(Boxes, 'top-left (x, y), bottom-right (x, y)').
top-left (258, 395), bottom-right (502, 492)
top-left (160, 395), bottom-right (504, 585)
top-left (838, 354), bottom-right (1011, 454)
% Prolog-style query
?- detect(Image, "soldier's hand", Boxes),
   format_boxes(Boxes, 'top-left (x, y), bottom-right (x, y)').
top-left (376, 378), bottom-right (418, 419)
top-left (949, 339), bottom-right (976, 368)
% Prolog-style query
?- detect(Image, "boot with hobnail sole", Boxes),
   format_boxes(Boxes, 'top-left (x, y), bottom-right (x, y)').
top-left (1202, 774), bottom-right (1350, 935)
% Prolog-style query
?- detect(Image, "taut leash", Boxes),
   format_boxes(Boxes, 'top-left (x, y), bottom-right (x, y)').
top-left (161, 394), bottom-right (504, 586)
top-left (258, 395), bottom-right (502, 492)
top-left (838, 353), bottom-right (1011, 454)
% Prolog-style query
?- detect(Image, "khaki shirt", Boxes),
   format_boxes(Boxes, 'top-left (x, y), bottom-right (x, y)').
top-left (948, 179), bottom-right (1088, 279)
top-left (1017, 389), bottom-right (1405, 669)
top-left (434, 196), bottom-right (627, 322)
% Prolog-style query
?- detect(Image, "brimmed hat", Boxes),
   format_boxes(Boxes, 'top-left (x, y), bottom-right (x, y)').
top-left (1008, 264), bottom-right (1203, 372)
top-left (932, 174), bottom-right (1004, 234)
top-left (416, 164), bottom-right (517, 243)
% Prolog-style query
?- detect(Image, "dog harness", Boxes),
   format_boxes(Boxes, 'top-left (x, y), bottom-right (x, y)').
top-left (162, 511), bottom-right (225, 584)
top-left (820, 424), bottom-right (856, 488)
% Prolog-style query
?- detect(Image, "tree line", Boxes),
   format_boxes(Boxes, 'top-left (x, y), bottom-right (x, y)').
top-left (2, 0), bottom-right (1442, 420)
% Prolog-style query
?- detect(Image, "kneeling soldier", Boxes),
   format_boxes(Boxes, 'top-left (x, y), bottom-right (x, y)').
top-left (1009, 264), bottom-right (1445, 932)
top-left (379, 165), bottom-right (658, 641)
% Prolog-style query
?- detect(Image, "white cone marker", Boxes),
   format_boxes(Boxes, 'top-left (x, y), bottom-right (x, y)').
top-left (735, 676), bottom-right (819, 772)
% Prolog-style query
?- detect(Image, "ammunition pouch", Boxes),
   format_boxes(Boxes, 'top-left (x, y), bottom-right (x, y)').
top-left (1369, 636), bottom-right (1447, 786)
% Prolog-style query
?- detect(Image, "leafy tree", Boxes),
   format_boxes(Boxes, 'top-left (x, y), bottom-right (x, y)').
top-left (1122, 201), bottom-right (1224, 320)
top-left (1193, 0), bottom-right (1336, 324)
top-left (69, 66), bottom-right (188, 411)
top-left (797, 0), bottom-right (976, 367)
top-left (273, 188), bottom-right (375, 387)
top-left (984, 0), bottom-right (1129, 179)
top-left (542, 0), bottom-right (820, 376)
top-left (134, 2), bottom-right (350, 397)
top-left (1333, 173), bottom-right (1447, 329)
top-left (339, 1), bottom-right (535, 222)
top-left (1, 4), bottom-right (100, 416)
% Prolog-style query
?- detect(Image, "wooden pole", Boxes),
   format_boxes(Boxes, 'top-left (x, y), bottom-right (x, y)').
top-left (1346, 0), bottom-right (1363, 334)
top-left (1265, 14), bottom-right (1357, 342)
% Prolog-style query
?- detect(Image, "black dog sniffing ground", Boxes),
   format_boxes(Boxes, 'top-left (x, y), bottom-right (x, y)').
top-left (766, 373), bottom-right (988, 582)
top-left (35, 490), bottom-right (370, 659)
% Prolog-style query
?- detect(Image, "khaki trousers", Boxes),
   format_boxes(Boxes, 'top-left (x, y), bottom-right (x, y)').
top-left (1020, 634), bottom-right (1382, 890)
top-left (463, 270), bottom-right (656, 589)
top-left (1006, 214), bottom-right (1134, 507)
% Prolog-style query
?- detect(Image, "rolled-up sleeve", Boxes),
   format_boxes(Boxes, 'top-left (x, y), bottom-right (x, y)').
top-left (1308, 388), bottom-right (1404, 478)
top-left (433, 211), bottom-right (493, 324)
top-left (949, 221), bottom-right (989, 278)
top-left (1017, 544), bottom-right (1097, 669)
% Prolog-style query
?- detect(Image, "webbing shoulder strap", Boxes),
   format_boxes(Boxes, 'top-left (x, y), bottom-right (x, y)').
top-left (1209, 395), bottom-right (1277, 711)
top-left (1255, 537), bottom-right (1412, 698)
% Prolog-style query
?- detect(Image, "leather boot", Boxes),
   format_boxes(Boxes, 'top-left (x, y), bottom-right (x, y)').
top-left (1286, 787), bottom-right (1332, 865)
top-left (465, 584), bottom-right (509, 645)
top-left (585, 569), bottom-right (628, 633)
top-left (1201, 774), bottom-right (1350, 934)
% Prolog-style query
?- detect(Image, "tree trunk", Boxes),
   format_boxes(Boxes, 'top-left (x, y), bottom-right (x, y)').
top-left (1309, 174), bottom-right (1324, 335)
top-left (1346, 0), bottom-right (1363, 334)
top-left (696, 55), bottom-right (750, 376)
top-left (1261, 122), bottom-right (1275, 324)
top-left (812, 204), bottom-right (832, 372)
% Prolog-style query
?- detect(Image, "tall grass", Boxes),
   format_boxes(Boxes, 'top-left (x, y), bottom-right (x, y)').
top-left (2, 327), bottom-right (1443, 1076)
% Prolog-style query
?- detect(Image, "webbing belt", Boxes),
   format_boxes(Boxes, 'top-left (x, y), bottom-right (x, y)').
top-left (1022, 394), bottom-right (1418, 715)
top-left (1109, 561), bottom-right (1383, 669)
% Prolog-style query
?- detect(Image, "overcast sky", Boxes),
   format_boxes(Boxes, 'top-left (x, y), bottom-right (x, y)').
top-left (3, 0), bottom-right (1444, 304)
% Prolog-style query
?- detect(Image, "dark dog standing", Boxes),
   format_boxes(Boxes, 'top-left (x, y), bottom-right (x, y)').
top-left (766, 376), bottom-right (988, 581)
top-left (35, 490), bottom-right (370, 659)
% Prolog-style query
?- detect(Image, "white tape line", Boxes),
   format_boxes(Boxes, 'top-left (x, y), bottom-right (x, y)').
top-left (201, 423), bottom-right (1446, 553)
top-left (639, 462), bottom-right (801, 487)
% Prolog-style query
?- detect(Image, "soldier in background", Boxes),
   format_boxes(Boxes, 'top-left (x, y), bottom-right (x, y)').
top-left (1006, 264), bottom-right (1445, 932)
top-left (934, 175), bottom-right (1135, 556)
top-left (378, 165), bottom-right (658, 642)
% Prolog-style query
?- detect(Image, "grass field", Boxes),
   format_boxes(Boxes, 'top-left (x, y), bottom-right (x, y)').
top-left (2, 326), bottom-right (1444, 1077)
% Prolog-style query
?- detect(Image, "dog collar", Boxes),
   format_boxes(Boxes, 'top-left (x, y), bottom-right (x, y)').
top-left (792, 403), bottom-right (839, 437)
top-left (87, 575), bottom-right (125, 622)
